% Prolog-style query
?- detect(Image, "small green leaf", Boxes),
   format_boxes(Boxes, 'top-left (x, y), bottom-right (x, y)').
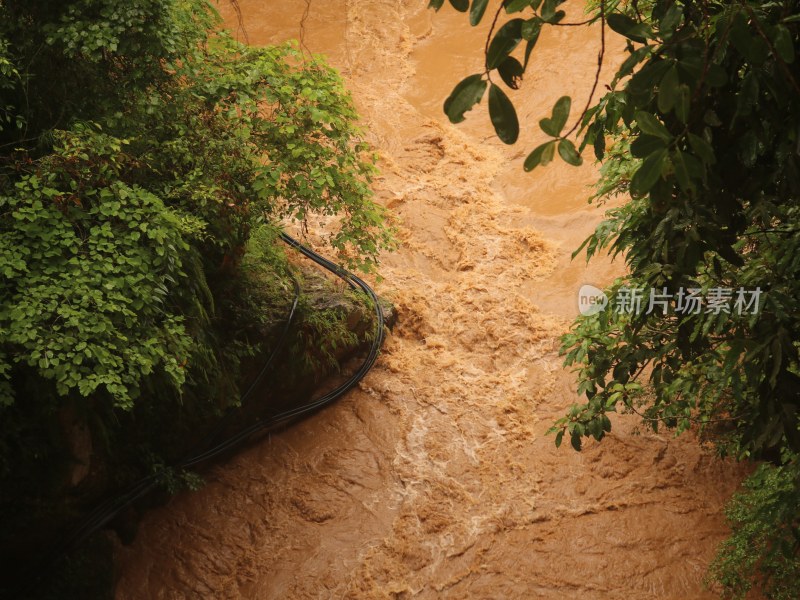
top-left (735, 72), bottom-right (759, 118)
top-left (555, 429), bottom-right (564, 448)
top-left (524, 140), bottom-right (556, 171)
top-left (539, 95), bottom-right (571, 136)
top-left (449, 0), bottom-right (469, 12)
top-left (704, 109), bottom-right (722, 127)
top-left (522, 17), bottom-right (542, 42)
top-left (558, 139), bottom-right (582, 166)
top-left (469, 0), bottom-right (489, 25)
top-left (570, 432), bottom-right (583, 451)
top-left (671, 149), bottom-right (693, 192)
top-left (618, 46), bottom-right (651, 79)
top-left (591, 123), bottom-right (605, 160)
top-left (428, 0), bottom-right (445, 10)
top-left (443, 74), bottom-right (487, 123)
top-left (486, 18), bottom-right (525, 69)
top-left (540, 0), bottom-right (564, 24)
top-left (657, 66), bottom-right (679, 113)
top-left (674, 84), bottom-right (691, 124)
top-left (505, 0), bottom-right (532, 12)
top-left (688, 133), bottom-right (715, 164)
top-left (497, 56), bottom-right (524, 89)
top-left (488, 83), bottom-right (520, 144)
top-left (659, 3), bottom-right (682, 35)
top-left (634, 111), bottom-right (671, 140)
top-left (522, 21), bottom-right (542, 70)
top-left (601, 414), bottom-right (612, 432)
top-left (630, 148), bottom-right (667, 196)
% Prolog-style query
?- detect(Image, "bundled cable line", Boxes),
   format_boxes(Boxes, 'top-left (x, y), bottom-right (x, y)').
top-left (7, 232), bottom-right (385, 598)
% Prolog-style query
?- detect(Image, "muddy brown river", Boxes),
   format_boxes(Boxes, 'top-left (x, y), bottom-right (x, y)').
top-left (115, 2), bottom-right (747, 598)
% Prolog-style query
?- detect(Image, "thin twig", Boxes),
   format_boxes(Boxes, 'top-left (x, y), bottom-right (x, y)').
top-left (299, 0), bottom-right (312, 58)
top-left (483, 2), bottom-right (505, 79)
top-left (624, 398), bottom-right (749, 425)
top-left (228, 0), bottom-right (249, 44)
top-left (531, 12), bottom-right (592, 27)
top-left (564, 0), bottom-right (605, 138)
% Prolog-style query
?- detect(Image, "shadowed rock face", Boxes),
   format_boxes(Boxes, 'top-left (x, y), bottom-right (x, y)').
top-left (114, 2), bottom-right (748, 598)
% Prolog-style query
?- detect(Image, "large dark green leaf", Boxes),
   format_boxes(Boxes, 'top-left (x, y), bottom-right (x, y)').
top-left (558, 138), bottom-right (582, 166)
top-left (449, 0), bottom-right (469, 12)
top-left (730, 13), bottom-right (769, 63)
top-left (497, 56), bottom-right (524, 89)
top-left (470, 0), bottom-right (490, 25)
top-left (618, 46), bottom-right (652, 79)
top-left (486, 18), bottom-right (524, 69)
top-left (630, 148), bottom-right (667, 196)
top-left (524, 140), bottom-right (556, 171)
top-left (540, 0), bottom-right (565, 24)
top-left (539, 95), bottom-right (571, 136)
top-left (607, 13), bottom-right (651, 43)
top-left (443, 74), bottom-right (487, 123)
top-left (671, 149), bottom-right (696, 192)
top-left (630, 134), bottom-right (666, 158)
top-left (627, 58), bottom-right (673, 96)
top-left (488, 83), bottom-right (519, 144)
top-left (522, 19), bottom-right (542, 70)
top-left (688, 133), bottom-right (715, 164)
top-left (657, 66), bottom-right (679, 113)
top-left (634, 111), bottom-right (671, 140)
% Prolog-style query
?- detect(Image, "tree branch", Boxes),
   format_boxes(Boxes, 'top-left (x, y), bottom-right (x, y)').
top-left (563, 0), bottom-right (605, 138)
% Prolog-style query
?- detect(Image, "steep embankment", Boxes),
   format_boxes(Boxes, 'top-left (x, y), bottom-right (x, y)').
top-left (115, 2), bottom-right (746, 598)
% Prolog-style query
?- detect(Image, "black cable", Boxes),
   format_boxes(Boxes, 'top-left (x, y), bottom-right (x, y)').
top-left (5, 234), bottom-right (385, 599)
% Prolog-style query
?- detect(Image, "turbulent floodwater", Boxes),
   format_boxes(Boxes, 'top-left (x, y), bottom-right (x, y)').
top-left (115, 2), bottom-right (747, 598)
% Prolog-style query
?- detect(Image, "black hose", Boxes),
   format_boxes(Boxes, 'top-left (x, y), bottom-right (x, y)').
top-left (6, 233), bottom-right (385, 599)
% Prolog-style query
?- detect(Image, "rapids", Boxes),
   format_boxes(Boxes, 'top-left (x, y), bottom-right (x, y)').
top-left (115, 2), bottom-right (747, 598)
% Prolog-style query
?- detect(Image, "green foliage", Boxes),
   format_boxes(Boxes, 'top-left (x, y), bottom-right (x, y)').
top-left (708, 460), bottom-right (800, 600)
top-left (0, 0), bottom-right (393, 584)
top-left (0, 127), bottom-right (196, 409)
top-left (0, 0), bottom-right (392, 413)
top-left (290, 296), bottom-right (360, 376)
